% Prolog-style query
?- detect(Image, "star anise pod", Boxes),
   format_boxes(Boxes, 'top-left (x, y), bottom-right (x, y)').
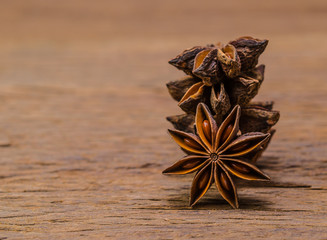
top-left (168, 46), bottom-right (206, 76)
top-left (167, 62), bottom-right (278, 131)
top-left (217, 44), bottom-right (241, 78)
top-left (167, 100), bottom-right (279, 162)
top-left (166, 73), bottom-right (232, 115)
top-left (166, 36), bottom-right (279, 167)
top-left (229, 36), bottom-right (268, 73)
top-left (167, 76), bottom-right (231, 115)
top-left (163, 103), bottom-right (271, 208)
top-left (167, 55), bottom-right (266, 116)
top-left (240, 101), bottom-right (280, 134)
top-left (169, 42), bottom-right (241, 87)
top-left (166, 114), bottom-right (195, 133)
top-left (192, 48), bottom-right (226, 86)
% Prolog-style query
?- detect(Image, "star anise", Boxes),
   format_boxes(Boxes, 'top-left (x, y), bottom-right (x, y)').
top-left (163, 103), bottom-right (271, 208)
top-left (229, 36), bottom-right (268, 73)
top-left (167, 36), bottom-right (271, 120)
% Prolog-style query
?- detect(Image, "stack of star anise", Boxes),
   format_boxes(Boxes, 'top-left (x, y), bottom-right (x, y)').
top-left (166, 36), bottom-right (280, 163)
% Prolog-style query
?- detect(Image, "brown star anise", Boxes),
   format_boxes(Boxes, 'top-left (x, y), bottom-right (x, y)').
top-left (163, 103), bottom-right (271, 208)
top-left (166, 36), bottom-right (279, 132)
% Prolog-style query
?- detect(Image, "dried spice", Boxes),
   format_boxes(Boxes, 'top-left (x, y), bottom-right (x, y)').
top-left (166, 36), bottom-right (279, 163)
top-left (217, 44), bottom-right (241, 78)
top-left (167, 79), bottom-right (229, 115)
top-left (177, 81), bottom-right (207, 114)
top-left (210, 83), bottom-right (231, 124)
top-left (169, 46), bottom-right (206, 76)
top-left (167, 100), bottom-right (279, 136)
top-left (166, 76), bottom-right (200, 102)
top-left (245, 129), bottom-right (276, 163)
top-left (239, 101), bottom-right (280, 134)
top-left (192, 48), bottom-right (221, 86)
top-left (166, 114), bottom-right (195, 133)
top-left (229, 36), bottom-right (268, 72)
top-left (163, 104), bottom-right (270, 208)
top-left (225, 75), bottom-right (261, 106)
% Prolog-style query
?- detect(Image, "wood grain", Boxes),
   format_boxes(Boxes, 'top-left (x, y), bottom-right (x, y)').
top-left (0, 0), bottom-right (326, 239)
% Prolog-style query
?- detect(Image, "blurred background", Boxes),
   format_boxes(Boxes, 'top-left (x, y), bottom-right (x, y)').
top-left (0, 0), bottom-right (326, 138)
top-left (0, 0), bottom-right (326, 238)
top-left (1, 0), bottom-right (326, 88)
top-left (0, 0), bottom-right (326, 160)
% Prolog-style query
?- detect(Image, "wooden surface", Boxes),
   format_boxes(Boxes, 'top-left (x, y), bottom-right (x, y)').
top-left (0, 0), bottom-right (326, 239)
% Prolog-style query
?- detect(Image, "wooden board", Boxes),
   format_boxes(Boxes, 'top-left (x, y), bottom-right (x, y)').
top-left (0, 0), bottom-right (326, 239)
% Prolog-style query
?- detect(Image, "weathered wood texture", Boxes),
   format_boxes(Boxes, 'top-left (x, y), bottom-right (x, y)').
top-left (0, 0), bottom-right (326, 239)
